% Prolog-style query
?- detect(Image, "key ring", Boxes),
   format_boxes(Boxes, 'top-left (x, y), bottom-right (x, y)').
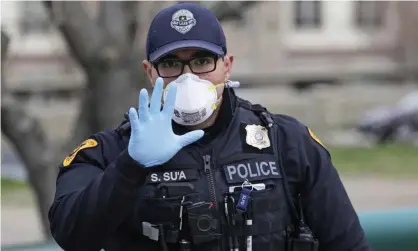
top-left (242, 179), bottom-right (254, 191)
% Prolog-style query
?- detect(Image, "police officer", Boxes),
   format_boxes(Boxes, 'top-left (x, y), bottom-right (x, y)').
top-left (49, 3), bottom-right (371, 251)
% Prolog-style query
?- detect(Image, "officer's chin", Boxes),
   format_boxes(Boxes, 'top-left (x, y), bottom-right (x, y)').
top-left (188, 117), bottom-right (215, 130)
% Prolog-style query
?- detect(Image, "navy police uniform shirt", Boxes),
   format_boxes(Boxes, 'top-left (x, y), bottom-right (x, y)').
top-left (49, 89), bottom-right (371, 251)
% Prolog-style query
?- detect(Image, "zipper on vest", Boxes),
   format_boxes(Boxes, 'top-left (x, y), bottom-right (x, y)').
top-left (203, 155), bottom-right (217, 208)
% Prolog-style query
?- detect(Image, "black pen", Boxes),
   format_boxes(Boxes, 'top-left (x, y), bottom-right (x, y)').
top-left (245, 197), bottom-right (253, 251)
top-left (224, 194), bottom-right (234, 251)
top-left (228, 196), bottom-right (239, 251)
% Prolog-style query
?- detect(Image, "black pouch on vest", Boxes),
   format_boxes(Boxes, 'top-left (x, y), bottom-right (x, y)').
top-left (186, 201), bottom-right (222, 244)
top-left (286, 201), bottom-right (319, 251)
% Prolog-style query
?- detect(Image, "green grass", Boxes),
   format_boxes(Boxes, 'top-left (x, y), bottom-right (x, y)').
top-left (1, 178), bottom-right (28, 191)
top-left (329, 144), bottom-right (418, 178)
top-left (1, 178), bottom-right (34, 206)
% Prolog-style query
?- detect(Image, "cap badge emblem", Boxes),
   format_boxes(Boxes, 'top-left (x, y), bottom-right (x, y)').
top-left (171, 9), bottom-right (196, 34)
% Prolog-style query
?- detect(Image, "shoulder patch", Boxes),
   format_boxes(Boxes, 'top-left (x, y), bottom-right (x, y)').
top-left (63, 139), bottom-right (98, 167)
top-left (308, 128), bottom-right (326, 148)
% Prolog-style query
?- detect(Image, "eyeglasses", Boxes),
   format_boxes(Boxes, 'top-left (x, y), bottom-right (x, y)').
top-left (153, 55), bottom-right (220, 78)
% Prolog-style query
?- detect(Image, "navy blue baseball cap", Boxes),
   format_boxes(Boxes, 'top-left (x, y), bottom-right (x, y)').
top-left (146, 2), bottom-right (227, 63)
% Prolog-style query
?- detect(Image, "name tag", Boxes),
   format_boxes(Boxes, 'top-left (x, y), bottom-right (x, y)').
top-left (148, 169), bottom-right (198, 184)
top-left (222, 159), bottom-right (281, 184)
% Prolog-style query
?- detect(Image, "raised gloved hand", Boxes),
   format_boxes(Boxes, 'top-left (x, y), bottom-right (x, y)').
top-left (128, 77), bottom-right (204, 167)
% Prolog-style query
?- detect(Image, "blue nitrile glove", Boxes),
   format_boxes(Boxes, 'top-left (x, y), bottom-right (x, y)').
top-left (127, 77), bottom-right (204, 167)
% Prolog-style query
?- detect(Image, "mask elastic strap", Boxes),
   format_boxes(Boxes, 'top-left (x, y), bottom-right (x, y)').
top-left (210, 80), bottom-right (240, 90)
top-left (210, 95), bottom-right (224, 110)
top-left (208, 83), bottom-right (228, 110)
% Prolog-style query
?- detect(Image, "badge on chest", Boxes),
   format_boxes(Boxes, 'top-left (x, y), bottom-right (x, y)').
top-left (245, 124), bottom-right (271, 150)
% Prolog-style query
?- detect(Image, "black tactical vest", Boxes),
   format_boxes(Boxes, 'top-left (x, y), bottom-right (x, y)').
top-left (122, 98), bottom-right (299, 251)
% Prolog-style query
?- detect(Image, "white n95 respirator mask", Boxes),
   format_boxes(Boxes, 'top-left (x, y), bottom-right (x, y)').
top-left (163, 73), bottom-right (239, 126)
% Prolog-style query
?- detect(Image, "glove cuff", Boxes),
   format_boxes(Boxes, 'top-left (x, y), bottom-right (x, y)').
top-left (115, 150), bottom-right (152, 186)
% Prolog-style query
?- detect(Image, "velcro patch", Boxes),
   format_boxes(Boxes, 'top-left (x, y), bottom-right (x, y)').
top-left (148, 169), bottom-right (198, 184)
top-left (222, 157), bottom-right (281, 184)
top-left (63, 139), bottom-right (98, 167)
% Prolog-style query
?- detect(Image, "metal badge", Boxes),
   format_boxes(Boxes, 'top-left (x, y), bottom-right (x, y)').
top-left (245, 125), bottom-right (271, 150)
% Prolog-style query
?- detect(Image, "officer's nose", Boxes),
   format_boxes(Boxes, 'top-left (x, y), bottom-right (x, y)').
top-left (183, 65), bottom-right (192, 74)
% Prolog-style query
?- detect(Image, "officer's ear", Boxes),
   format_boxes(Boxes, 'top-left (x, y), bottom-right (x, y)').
top-left (223, 54), bottom-right (234, 82)
top-left (142, 60), bottom-right (154, 86)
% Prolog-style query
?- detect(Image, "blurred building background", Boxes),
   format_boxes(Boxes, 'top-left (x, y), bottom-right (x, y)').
top-left (2, 1), bottom-right (417, 145)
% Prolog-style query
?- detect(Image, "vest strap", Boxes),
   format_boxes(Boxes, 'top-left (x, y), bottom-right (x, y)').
top-left (236, 97), bottom-right (273, 127)
top-left (236, 97), bottom-right (301, 227)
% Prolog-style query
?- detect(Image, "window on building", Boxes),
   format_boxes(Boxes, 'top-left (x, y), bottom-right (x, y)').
top-left (294, 1), bottom-right (322, 29)
top-left (19, 1), bottom-right (51, 35)
top-left (355, 1), bottom-right (386, 28)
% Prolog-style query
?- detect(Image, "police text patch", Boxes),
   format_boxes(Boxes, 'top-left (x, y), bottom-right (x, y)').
top-left (222, 159), bottom-right (281, 184)
top-left (148, 169), bottom-right (198, 183)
